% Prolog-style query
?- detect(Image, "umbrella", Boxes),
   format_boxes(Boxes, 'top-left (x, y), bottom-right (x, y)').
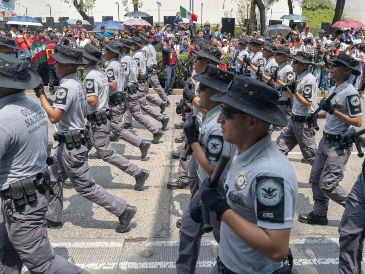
top-left (124, 10), bottom-right (150, 18)
top-left (0, 2), bottom-right (16, 17)
top-left (92, 20), bottom-right (124, 32)
top-left (331, 19), bottom-right (364, 29)
top-left (264, 24), bottom-right (292, 36)
top-left (280, 14), bottom-right (308, 21)
top-left (7, 16), bottom-right (42, 26)
top-left (122, 18), bottom-right (151, 28)
top-left (65, 19), bottom-right (91, 26)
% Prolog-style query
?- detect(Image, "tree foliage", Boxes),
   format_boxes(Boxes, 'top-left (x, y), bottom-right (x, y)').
top-left (302, 0), bottom-right (333, 9)
top-left (121, 0), bottom-right (143, 13)
top-left (63, 0), bottom-right (96, 20)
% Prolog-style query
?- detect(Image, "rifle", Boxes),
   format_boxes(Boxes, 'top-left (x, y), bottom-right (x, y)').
top-left (256, 65), bottom-right (263, 81)
top-left (181, 116), bottom-right (199, 161)
top-left (307, 91), bottom-right (337, 131)
top-left (340, 127), bottom-right (365, 158)
top-left (201, 154), bottom-right (231, 233)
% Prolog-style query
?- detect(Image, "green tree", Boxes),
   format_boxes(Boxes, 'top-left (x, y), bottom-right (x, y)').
top-left (332, 0), bottom-right (346, 23)
top-left (121, 0), bottom-right (143, 13)
top-left (63, 0), bottom-right (96, 21)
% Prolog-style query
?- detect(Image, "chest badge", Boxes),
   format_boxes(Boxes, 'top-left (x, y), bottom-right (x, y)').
top-left (235, 172), bottom-right (248, 191)
top-left (335, 96), bottom-right (341, 104)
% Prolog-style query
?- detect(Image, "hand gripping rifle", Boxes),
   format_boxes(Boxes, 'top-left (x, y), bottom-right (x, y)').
top-left (181, 116), bottom-right (200, 161)
top-left (340, 127), bottom-right (365, 158)
top-left (306, 92), bottom-right (337, 131)
top-left (201, 154), bottom-right (231, 233)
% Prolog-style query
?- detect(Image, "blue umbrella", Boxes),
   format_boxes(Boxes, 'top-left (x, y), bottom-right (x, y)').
top-left (92, 20), bottom-right (123, 32)
top-left (280, 14), bottom-right (308, 21)
top-left (7, 16), bottom-right (42, 26)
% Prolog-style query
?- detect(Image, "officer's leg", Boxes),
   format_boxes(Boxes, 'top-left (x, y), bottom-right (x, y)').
top-left (123, 109), bottom-right (133, 125)
top-left (176, 198), bottom-right (204, 274)
top-left (276, 119), bottom-right (297, 155)
top-left (4, 190), bottom-right (86, 273)
top-left (46, 145), bottom-right (67, 223)
top-left (91, 122), bottom-right (143, 177)
top-left (293, 121), bottom-right (317, 164)
top-left (146, 93), bottom-right (164, 107)
top-left (0, 206), bottom-right (22, 274)
top-left (339, 174), bottom-right (365, 274)
top-left (138, 89), bottom-right (165, 121)
top-left (61, 144), bottom-right (127, 217)
top-left (149, 72), bottom-right (170, 103)
top-left (318, 143), bottom-right (350, 209)
top-left (110, 103), bottom-right (143, 147)
top-left (128, 95), bottom-right (160, 134)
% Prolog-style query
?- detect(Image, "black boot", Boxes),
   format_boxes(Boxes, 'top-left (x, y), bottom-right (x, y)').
top-left (124, 123), bottom-right (133, 129)
top-left (298, 211), bottom-right (328, 225)
top-left (167, 178), bottom-right (189, 189)
top-left (116, 205), bottom-right (137, 233)
top-left (139, 141), bottom-right (151, 160)
top-left (174, 122), bottom-right (183, 129)
top-left (134, 169), bottom-right (149, 191)
top-left (161, 117), bottom-right (169, 131)
top-left (152, 130), bottom-right (163, 144)
top-left (160, 102), bottom-right (167, 114)
top-left (47, 220), bottom-right (63, 229)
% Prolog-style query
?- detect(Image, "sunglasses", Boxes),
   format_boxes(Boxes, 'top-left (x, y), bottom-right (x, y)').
top-left (220, 105), bottom-right (244, 120)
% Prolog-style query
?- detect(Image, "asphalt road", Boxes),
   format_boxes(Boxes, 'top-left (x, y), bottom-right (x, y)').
top-left (22, 93), bottom-right (365, 274)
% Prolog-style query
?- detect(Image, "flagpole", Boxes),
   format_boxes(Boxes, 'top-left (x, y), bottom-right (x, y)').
top-left (200, 3), bottom-right (203, 29)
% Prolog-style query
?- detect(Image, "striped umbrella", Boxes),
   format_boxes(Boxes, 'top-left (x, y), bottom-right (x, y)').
top-left (0, 2), bottom-right (16, 17)
top-left (122, 18), bottom-right (151, 27)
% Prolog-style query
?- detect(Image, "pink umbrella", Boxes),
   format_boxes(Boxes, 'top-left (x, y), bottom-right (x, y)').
top-left (331, 19), bottom-right (364, 29)
top-left (122, 18), bottom-right (151, 27)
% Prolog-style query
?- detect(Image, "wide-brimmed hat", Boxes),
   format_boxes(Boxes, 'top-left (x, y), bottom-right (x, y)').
top-left (238, 38), bottom-right (248, 45)
top-left (83, 44), bottom-right (104, 62)
top-left (290, 51), bottom-right (314, 65)
top-left (192, 43), bottom-right (223, 64)
top-left (211, 76), bottom-right (287, 127)
top-left (0, 36), bottom-right (17, 49)
top-left (272, 46), bottom-right (290, 56)
top-left (138, 33), bottom-right (150, 43)
top-left (52, 45), bottom-right (88, 65)
top-left (263, 41), bottom-right (274, 51)
top-left (119, 38), bottom-right (133, 50)
top-left (130, 36), bottom-right (143, 47)
top-left (193, 65), bottom-right (235, 92)
top-left (249, 38), bottom-right (265, 46)
top-left (0, 53), bottom-right (41, 90)
top-left (104, 40), bottom-right (122, 55)
top-left (328, 52), bottom-right (361, 76)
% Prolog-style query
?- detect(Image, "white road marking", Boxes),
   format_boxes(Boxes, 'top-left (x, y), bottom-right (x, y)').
top-left (52, 241), bottom-right (125, 248)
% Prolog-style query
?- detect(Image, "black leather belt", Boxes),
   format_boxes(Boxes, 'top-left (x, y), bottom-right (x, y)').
top-left (87, 109), bottom-right (110, 125)
top-left (217, 257), bottom-right (238, 274)
top-left (291, 114), bottom-right (307, 123)
top-left (323, 132), bottom-right (342, 142)
top-left (54, 130), bottom-right (86, 150)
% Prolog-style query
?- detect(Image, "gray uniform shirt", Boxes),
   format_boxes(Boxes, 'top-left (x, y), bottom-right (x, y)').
top-left (249, 51), bottom-right (265, 78)
top-left (197, 105), bottom-right (234, 182)
top-left (121, 54), bottom-right (138, 88)
top-left (235, 49), bottom-right (249, 73)
top-left (53, 73), bottom-right (86, 134)
top-left (264, 56), bottom-right (278, 77)
top-left (324, 82), bottom-right (362, 135)
top-left (106, 58), bottom-right (124, 95)
top-left (276, 62), bottom-right (295, 98)
top-left (219, 135), bottom-right (298, 274)
top-left (133, 50), bottom-right (147, 79)
top-left (0, 92), bottom-right (48, 190)
top-left (292, 70), bottom-right (317, 116)
top-left (147, 44), bottom-right (157, 67)
top-left (84, 65), bottom-right (110, 114)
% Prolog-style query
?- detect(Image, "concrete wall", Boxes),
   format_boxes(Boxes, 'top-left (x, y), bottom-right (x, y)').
top-left (7, 0), bottom-right (301, 26)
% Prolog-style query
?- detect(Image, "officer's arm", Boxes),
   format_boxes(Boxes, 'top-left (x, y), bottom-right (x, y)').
top-left (108, 82), bottom-right (117, 90)
top-left (250, 63), bottom-right (258, 72)
top-left (290, 90), bottom-right (312, 109)
top-left (332, 111), bottom-right (362, 127)
top-left (221, 211), bottom-right (291, 261)
top-left (87, 95), bottom-right (98, 107)
top-left (261, 74), bottom-right (272, 82)
top-left (191, 143), bottom-right (215, 176)
top-left (236, 55), bottom-right (244, 65)
top-left (39, 95), bottom-right (64, 124)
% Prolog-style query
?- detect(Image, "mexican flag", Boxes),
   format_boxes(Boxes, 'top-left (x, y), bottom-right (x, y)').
top-left (180, 5), bottom-right (198, 22)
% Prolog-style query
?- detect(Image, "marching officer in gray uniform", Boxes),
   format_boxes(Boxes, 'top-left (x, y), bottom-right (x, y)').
top-left (299, 53), bottom-right (362, 225)
top-left (0, 53), bottom-right (85, 273)
top-left (235, 38), bottom-right (249, 75)
top-left (277, 51), bottom-right (318, 165)
top-left (103, 41), bottom-right (152, 159)
top-left (247, 38), bottom-right (265, 78)
top-left (176, 65), bottom-right (235, 274)
top-left (83, 44), bottom-right (149, 190)
top-left (131, 36), bottom-right (170, 132)
top-left (119, 39), bottom-right (164, 144)
top-left (138, 33), bottom-right (171, 109)
top-left (250, 41), bottom-right (277, 80)
top-left (0, 36), bottom-right (17, 55)
top-left (38, 46), bottom-right (137, 233)
top-left (201, 76), bottom-right (297, 274)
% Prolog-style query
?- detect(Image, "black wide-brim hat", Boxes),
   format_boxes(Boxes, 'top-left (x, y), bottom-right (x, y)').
top-left (0, 36), bottom-right (17, 50)
top-left (211, 76), bottom-right (287, 127)
top-left (192, 49), bottom-right (223, 64)
top-left (272, 46), bottom-right (290, 56)
top-left (0, 53), bottom-right (41, 89)
top-left (104, 40), bottom-right (122, 55)
top-left (329, 52), bottom-right (361, 76)
top-left (193, 64), bottom-right (235, 92)
top-left (83, 44), bottom-right (105, 62)
top-left (119, 38), bottom-right (133, 49)
top-left (290, 51), bottom-right (314, 65)
top-left (52, 45), bottom-right (88, 65)
top-left (138, 33), bottom-right (150, 43)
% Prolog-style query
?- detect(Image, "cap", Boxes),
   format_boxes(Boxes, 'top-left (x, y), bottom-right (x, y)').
top-left (211, 76), bottom-right (287, 127)
top-left (193, 65), bottom-right (235, 92)
top-left (52, 45), bottom-right (88, 65)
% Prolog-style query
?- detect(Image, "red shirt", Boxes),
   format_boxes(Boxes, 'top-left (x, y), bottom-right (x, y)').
top-left (45, 42), bottom-right (56, 65)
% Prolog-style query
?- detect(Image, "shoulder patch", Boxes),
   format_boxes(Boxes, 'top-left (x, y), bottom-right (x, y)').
top-left (106, 68), bottom-right (115, 81)
top-left (270, 66), bottom-right (278, 76)
top-left (303, 84), bottom-right (313, 100)
top-left (257, 58), bottom-right (265, 66)
top-left (134, 58), bottom-right (140, 67)
top-left (205, 135), bottom-right (224, 162)
top-left (85, 79), bottom-right (96, 94)
top-left (256, 176), bottom-right (285, 223)
top-left (286, 71), bottom-right (295, 83)
top-left (121, 62), bottom-right (128, 72)
top-left (54, 87), bottom-right (68, 105)
top-left (347, 94), bottom-right (362, 115)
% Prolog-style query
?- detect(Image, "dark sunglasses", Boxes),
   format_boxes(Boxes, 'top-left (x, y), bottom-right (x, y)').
top-left (220, 105), bottom-right (244, 119)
